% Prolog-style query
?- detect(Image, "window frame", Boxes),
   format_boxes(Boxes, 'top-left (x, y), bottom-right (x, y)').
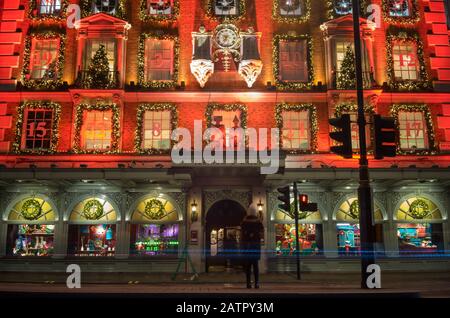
top-left (139, 0), bottom-right (179, 21)
top-left (143, 37), bottom-right (175, 82)
top-left (272, 0), bottom-right (310, 23)
top-left (80, 0), bottom-right (126, 19)
top-left (382, 0), bottom-right (420, 24)
top-left (205, 0), bottom-right (245, 20)
top-left (29, 37), bottom-right (60, 80)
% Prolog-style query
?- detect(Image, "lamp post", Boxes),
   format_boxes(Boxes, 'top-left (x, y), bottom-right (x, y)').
top-left (191, 200), bottom-right (198, 223)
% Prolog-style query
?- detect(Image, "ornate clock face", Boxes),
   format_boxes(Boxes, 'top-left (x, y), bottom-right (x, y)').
top-left (216, 28), bottom-right (239, 48)
top-left (95, 0), bottom-right (117, 14)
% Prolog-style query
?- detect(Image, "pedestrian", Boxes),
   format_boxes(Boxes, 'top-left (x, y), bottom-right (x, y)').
top-left (241, 203), bottom-right (264, 289)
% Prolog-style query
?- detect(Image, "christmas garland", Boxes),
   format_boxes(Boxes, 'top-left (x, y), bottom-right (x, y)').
top-left (21, 199), bottom-right (43, 220)
top-left (135, 103), bottom-right (178, 154)
top-left (13, 101), bottom-right (62, 154)
top-left (82, 199), bottom-right (104, 220)
top-left (386, 29), bottom-right (430, 91)
top-left (273, 34), bottom-right (314, 91)
top-left (138, 32), bottom-right (180, 89)
top-left (80, 0), bottom-right (127, 19)
top-left (204, 0), bottom-right (246, 21)
top-left (139, 0), bottom-right (180, 22)
top-left (21, 30), bottom-right (66, 90)
top-left (27, 0), bottom-right (69, 23)
top-left (275, 103), bottom-right (318, 154)
top-left (73, 103), bottom-right (121, 154)
top-left (205, 103), bottom-right (248, 129)
top-left (144, 199), bottom-right (166, 220)
top-left (334, 102), bottom-right (375, 117)
top-left (272, 0), bottom-right (311, 24)
top-left (326, 0), bottom-right (368, 20)
top-left (349, 200), bottom-right (359, 219)
top-left (409, 199), bottom-right (430, 219)
top-left (382, 0), bottom-right (420, 25)
top-left (390, 104), bottom-right (437, 155)
top-left (288, 202), bottom-right (308, 219)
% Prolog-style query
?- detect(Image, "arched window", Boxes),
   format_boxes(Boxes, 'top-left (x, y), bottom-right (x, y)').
top-left (273, 198), bottom-right (323, 257)
top-left (129, 196), bottom-right (181, 257)
top-left (67, 196), bottom-right (118, 257)
top-left (335, 197), bottom-right (385, 256)
top-left (5, 195), bottom-right (57, 257)
top-left (395, 196), bottom-right (444, 254)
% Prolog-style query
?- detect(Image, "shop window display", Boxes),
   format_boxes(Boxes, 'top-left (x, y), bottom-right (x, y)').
top-left (336, 223), bottom-right (360, 255)
top-left (67, 224), bottom-right (116, 257)
top-left (7, 224), bottom-right (54, 257)
top-left (397, 223), bottom-right (443, 254)
top-left (130, 224), bottom-right (179, 257)
top-left (275, 224), bottom-right (322, 256)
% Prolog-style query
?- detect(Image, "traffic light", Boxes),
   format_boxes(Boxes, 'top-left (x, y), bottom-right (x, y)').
top-left (277, 186), bottom-right (291, 212)
top-left (298, 194), bottom-right (318, 212)
top-left (373, 115), bottom-right (397, 160)
top-left (329, 114), bottom-right (352, 159)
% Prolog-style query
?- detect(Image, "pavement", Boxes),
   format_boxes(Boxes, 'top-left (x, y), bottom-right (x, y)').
top-left (0, 271), bottom-right (449, 297)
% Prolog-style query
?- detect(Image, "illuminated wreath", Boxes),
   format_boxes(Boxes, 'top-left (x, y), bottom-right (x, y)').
top-left (349, 200), bottom-right (360, 219)
top-left (21, 199), bottom-right (42, 220)
top-left (288, 202), bottom-right (308, 220)
top-left (144, 199), bottom-right (166, 220)
top-left (409, 199), bottom-right (429, 219)
top-left (83, 200), bottom-right (104, 220)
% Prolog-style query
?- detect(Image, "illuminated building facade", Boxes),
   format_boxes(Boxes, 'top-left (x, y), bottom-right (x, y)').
top-left (0, 0), bottom-right (449, 275)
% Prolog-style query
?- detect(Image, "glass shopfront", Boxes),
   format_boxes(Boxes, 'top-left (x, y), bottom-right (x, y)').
top-left (275, 224), bottom-right (323, 256)
top-left (67, 197), bottom-right (118, 257)
top-left (130, 224), bottom-right (179, 256)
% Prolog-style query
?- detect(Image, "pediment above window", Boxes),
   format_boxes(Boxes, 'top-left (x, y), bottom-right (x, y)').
top-left (320, 15), bottom-right (375, 37)
top-left (75, 13), bottom-right (131, 35)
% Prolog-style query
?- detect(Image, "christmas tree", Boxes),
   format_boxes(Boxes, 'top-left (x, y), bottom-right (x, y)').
top-left (337, 45), bottom-right (356, 90)
top-left (83, 44), bottom-right (111, 89)
top-left (42, 59), bottom-right (58, 81)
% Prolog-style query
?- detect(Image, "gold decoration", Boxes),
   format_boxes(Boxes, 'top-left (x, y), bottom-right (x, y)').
top-left (83, 199), bottom-right (104, 220)
top-left (409, 199), bottom-right (430, 219)
top-left (349, 200), bottom-right (359, 219)
top-left (144, 199), bottom-right (166, 220)
top-left (21, 199), bottom-right (43, 220)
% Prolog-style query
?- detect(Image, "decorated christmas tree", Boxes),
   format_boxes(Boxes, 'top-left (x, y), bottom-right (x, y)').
top-left (42, 59), bottom-right (58, 81)
top-left (83, 44), bottom-right (111, 89)
top-left (337, 45), bottom-right (356, 90)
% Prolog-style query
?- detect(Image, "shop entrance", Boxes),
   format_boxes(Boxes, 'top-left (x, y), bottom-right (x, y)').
top-left (205, 200), bottom-right (247, 272)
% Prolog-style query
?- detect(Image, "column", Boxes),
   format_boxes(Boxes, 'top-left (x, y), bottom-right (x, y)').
top-left (53, 191), bottom-right (67, 259)
top-left (115, 192), bottom-right (129, 259)
top-left (0, 222), bottom-right (7, 257)
top-left (252, 187), bottom-right (267, 273)
top-left (188, 187), bottom-right (203, 273)
top-left (323, 220), bottom-right (338, 258)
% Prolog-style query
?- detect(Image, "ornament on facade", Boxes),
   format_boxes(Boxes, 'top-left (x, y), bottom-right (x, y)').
top-left (83, 199), bottom-right (104, 220)
top-left (144, 199), bottom-right (166, 220)
top-left (190, 24), bottom-right (262, 88)
top-left (21, 199), bottom-right (42, 220)
top-left (409, 199), bottom-right (430, 219)
top-left (349, 200), bottom-right (359, 219)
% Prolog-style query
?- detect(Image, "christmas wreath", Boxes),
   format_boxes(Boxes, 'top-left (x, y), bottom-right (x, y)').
top-left (409, 199), bottom-right (429, 219)
top-left (349, 200), bottom-right (360, 219)
top-left (21, 199), bottom-right (42, 220)
top-left (144, 199), bottom-right (166, 220)
top-left (83, 200), bottom-right (104, 220)
top-left (288, 202), bottom-right (308, 219)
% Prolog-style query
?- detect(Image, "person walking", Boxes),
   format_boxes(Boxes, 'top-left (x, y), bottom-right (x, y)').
top-left (240, 203), bottom-right (264, 289)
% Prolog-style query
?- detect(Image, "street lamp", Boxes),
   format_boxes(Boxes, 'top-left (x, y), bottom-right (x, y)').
top-left (191, 200), bottom-right (198, 223)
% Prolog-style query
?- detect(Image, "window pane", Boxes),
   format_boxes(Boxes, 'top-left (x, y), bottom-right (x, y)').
top-left (279, 40), bottom-right (308, 82)
top-left (398, 111), bottom-right (428, 150)
top-left (92, 0), bottom-right (117, 14)
top-left (85, 40), bottom-right (116, 72)
top-left (39, 0), bottom-right (62, 15)
top-left (23, 109), bottom-right (54, 151)
top-left (147, 0), bottom-right (173, 15)
top-left (214, 0), bottom-right (238, 16)
top-left (82, 110), bottom-right (112, 151)
top-left (282, 110), bottom-right (311, 150)
top-left (334, 0), bottom-right (352, 15)
top-left (30, 38), bottom-right (59, 80)
top-left (142, 110), bottom-right (172, 150)
top-left (145, 39), bottom-right (174, 81)
top-left (392, 42), bottom-right (418, 81)
top-left (389, 0), bottom-right (410, 17)
top-left (279, 0), bottom-right (303, 16)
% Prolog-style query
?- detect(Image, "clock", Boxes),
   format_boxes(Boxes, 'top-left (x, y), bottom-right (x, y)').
top-left (216, 28), bottom-right (239, 48)
top-left (94, 0), bottom-right (117, 14)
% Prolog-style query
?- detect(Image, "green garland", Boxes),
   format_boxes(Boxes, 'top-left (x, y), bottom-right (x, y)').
top-left (326, 0), bottom-right (368, 20)
top-left (390, 104), bottom-right (437, 155)
top-left (272, 0), bottom-right (311, 23)
top-left (334, 102), bottom-right (375, 117)
top-left (138, 32), bottom-right (180, 89)
top-left (21, 30), bottom-right (66, 90)
top-left (73, 103), bottom-right (121, 154)
top-left (81, 0), bottom-right (127, 19)
top-left (288, 201), bottom-right (308, 219)
top-left (275, 103), bottom-right (318, 154)
top-left (273, 34), bottom-right (314, 91)
top-left (386, 28), bottom-right (430, 91)
top-left (27, 0), bottom-right (69, 23)
top-left (204, 0), bottom-right (246, 21)
top-left (144, 199), bottom-right (166, 220)
top-left (349, 200), bottom-right (359, 219)
top-left (382, 0), bottom-right (420, 25)
top-left (205, 103), bottom-right (248, 129)
top-left (409, 199), bottom-right (430, 219)
top-left (82, 199), bottom-right (104, 220)
top-left (13, 101), bottom-right (61, 154)
top-left (21, 199), bottom-right (43, 220)
top-left (135, 103), bottom-right (178, 154)
top-left (139, 0), bottom-right (179, 22)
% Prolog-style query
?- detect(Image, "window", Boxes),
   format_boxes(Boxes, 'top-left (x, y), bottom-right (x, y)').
top-left (92, 0), bottom-right (117, 15)
top-left (23, 109), bottom-right (54, 151)
top-left (147, 0), bottom-right (173, 16)
top-left (130, 224), bottom-right (179, 257)
top-left (282, 110), bottom-right (310, 150)
top-left (275, 224), bottom-right (323, 256)
top-left (7, 225), bottom-right (55, 257)
top-left (346, 112), bottom-right (372, 150)
top-left (279, 40), bottom-right (308, 82)
top-left (334, 0), bottom-right (352, 15)
top-left (30, 38), bottom-right (59, 80)
top-left (214, 0), bottom-right (239, 16)
top-left (278, 0), bottom-right (303, 16)
top-left (388, 0), bottom-right (410, 17)
top-left (211, 109), bottom-right (243, 148)
top-left (82, 110), bottom-right (112, 151)
top-left (142, 110), bottom-right (172, 150)
top-left (398, 111), bottom-right (428, 150)
top-left (144, 38), bottom-right (174, 81)
top-left (84, 39), bottom-right (116, 72)
top-left (335, 42), bottom-right (353, 72)
top-left (393, 42), bottom-right (418, 81)
top-left (38, 0), bottom-right (62, 15)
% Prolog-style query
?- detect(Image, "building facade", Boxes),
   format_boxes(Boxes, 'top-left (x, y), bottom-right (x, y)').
top-left (0, 0), bottom-right (449, 276)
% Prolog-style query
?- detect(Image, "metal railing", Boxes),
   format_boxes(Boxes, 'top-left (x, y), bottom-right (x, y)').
top-left (75, 70), bottom-right (121, 89)
top-left (331, 70), bottom-right (376, 89)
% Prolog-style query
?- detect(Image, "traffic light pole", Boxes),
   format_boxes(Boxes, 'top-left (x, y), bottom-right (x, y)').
top-left (293, 182), bottom-right (301, 280)
top-left (352, 0), bottom-right (377, 289)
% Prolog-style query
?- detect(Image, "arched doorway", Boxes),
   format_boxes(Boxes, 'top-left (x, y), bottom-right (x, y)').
top-left (205, 200), bottom-right (247, 272)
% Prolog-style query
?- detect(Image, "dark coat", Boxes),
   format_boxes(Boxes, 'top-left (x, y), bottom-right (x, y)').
top-left (240, 215), bottom-right (264, 260)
